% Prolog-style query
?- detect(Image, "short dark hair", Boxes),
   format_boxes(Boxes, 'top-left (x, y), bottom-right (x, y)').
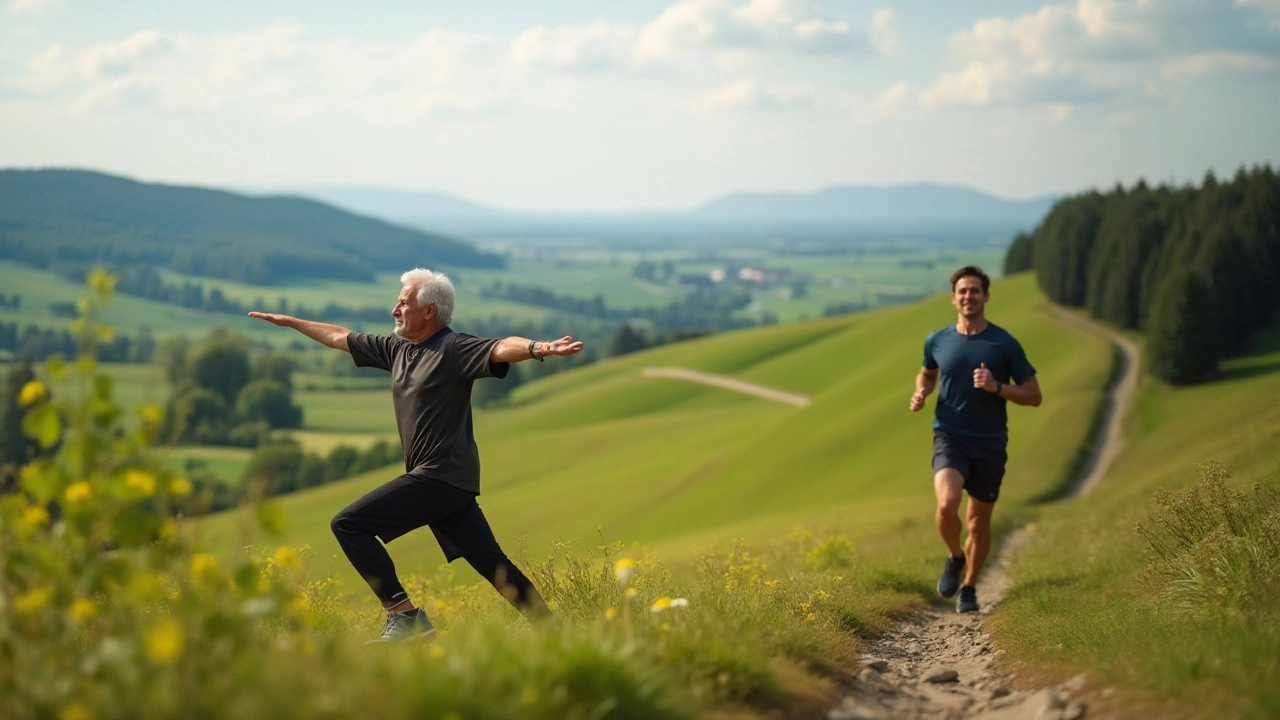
top-left (950, 265), bottom-right (990, 293)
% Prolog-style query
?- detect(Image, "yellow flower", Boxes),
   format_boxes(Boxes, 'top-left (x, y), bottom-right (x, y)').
top-left (158, 519), bottom-right (179, 543)
top-left (139, 404), bottom-right (164, 427)
top-left (191, 553), bottom-right (219, 581)
top-left (169, 476), bottom-right (193, 497)
top-left (272, 546), bottom-right (300, 571)
top-left (434, 599), bottom-right (450, 611)
top-left (69, 598), bottom-right (97, 623)
top-left (286, 595), bottom-right (310, 613)
top-left (14, 587), bottom-right (54, 614)
top-left (764, 579), bottom-right (781, 589)
top-left (17, 380), bottom-right (47, 407)
top-left (650, 596), bottom-right (672, 614)
top-left (623, 588), bottom-right (637, 602)
top-left (61, 703), bottom-right (91, 720)
top-left (124, 470), bottom-right (156, 496)
top-left (64, 482), bottom-right (92, 504)
top-left (145, 619), bottom-right (185, 663)
top-left (613, 557), bottom-right (636, 585)
top-left (428, 644), bottom-right (447, 659)
top-left (22, 505), bottom-right (50, 529)
top-left (87, 268), bottom-right (119, 296)
top-left (604, 607), bottom-right (618, 619)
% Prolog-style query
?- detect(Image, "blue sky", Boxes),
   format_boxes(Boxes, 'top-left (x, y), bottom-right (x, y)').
top-left (2, 0), bottom-right (1278, 211)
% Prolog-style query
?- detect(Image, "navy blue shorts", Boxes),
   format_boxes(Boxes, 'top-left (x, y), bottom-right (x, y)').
top-left (931, 430), bottom-right (1007, 503)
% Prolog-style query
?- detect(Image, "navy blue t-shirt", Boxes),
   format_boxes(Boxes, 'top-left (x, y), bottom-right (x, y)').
top-left (923, 323), bottom-right (1036, 448)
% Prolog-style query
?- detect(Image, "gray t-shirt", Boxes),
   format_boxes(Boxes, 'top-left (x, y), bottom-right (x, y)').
top-left (923, 322), bottom-right (1036, 448)
top-left (347, 328), bottom-right (509, 493)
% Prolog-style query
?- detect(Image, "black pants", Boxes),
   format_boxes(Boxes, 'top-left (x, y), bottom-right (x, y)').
top-left (330, 473), bottom-right (540, 612)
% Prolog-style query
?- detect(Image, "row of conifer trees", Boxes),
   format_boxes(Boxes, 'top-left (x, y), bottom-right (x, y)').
top-left (1005, 165), bottom-right (1280, 384)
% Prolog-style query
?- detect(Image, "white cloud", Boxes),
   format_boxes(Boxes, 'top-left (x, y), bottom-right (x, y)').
top-left (510, 21), bottom-right (638, 71)
top-left (694, 78), bottom-right (813, 111)
top-left (3, 0), bottom-right (64, 16)
top-left (1163, 50), bottom-right (1280, 78)
top-left (915, 0), bottom-right (1280, 110)
top-left (635, 0), bottom-right (870, 62)
top-left (870, 9), bottom-right (902, 56)
top-left (7, 25), bottom-right (512, 120)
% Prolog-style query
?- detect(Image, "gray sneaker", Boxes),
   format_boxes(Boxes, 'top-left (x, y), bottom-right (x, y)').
top-left (366, 610), bottom-right (436, 644)
top-left (957, 585), bottom-right (980, 613)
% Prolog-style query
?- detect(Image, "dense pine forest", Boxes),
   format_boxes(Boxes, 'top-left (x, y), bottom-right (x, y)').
top-left (1005, 166), bottom-right (1280, 384)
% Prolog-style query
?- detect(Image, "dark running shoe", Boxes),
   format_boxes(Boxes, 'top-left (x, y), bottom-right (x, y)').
top-left (937, 556), bottom-right (966, 598)
top-left (365, 610), bottom-right (436, 644)
top-left (957, 585), bottom-right (980, 613)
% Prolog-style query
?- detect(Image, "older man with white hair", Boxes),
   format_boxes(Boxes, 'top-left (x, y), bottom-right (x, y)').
top-left (250, 268), bottom-right (583, 642)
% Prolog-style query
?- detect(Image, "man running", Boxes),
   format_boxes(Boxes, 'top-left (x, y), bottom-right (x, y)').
top-left (909, 266), bottom-right (1041, 613)
top-left (250, 268), bottom-right (583, 641)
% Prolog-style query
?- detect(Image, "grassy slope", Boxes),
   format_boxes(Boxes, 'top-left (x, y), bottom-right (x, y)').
top-left (197, 274), bottom-right (1111, 596)
top-left (993, 321), bottom-right (1280, 719)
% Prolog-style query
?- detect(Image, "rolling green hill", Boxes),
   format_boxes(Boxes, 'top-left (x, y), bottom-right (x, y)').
top-left (197, 273), bottom-right (1112, 589)
top-left (0, 169), bottom-right (500, 285)
top-left (992, 318), bottom-right (1280, 719)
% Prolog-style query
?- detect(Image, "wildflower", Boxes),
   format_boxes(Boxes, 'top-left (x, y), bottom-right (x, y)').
top-left (434, 599), bottom-right (450, 611)
top-left (158, 519), bottom-right (179, 543)
top-left (169, 476), bottom-right (193, 497)
top-left (650, 597), bottom-right (672, 613)
top-left (124, 470), bottom-right (156, 496)
top-left (17, 380), bottom-right (47, 407)
top-left (670, 597), bottom-right (689, 609)
top-left (814, 589), bottom-right (831, 602)
top-left (61, 704), bottom-right (91, 720)
top-left (14, 587), bottom-right (54, 614)
top-left (191, 553), bottom-right (219, 582)
top-left (286, 595), bottom-right (310, 613)
top-left (764, 579), bottom-right (781, 589)
top-left (64, 482), bottom-right (92, 504)
top-left (604, 607), bottom-right (618, 620)
top-left (623, 588), bottom-right (637, 602)
top-left (614, 557), bottom-right (636, 585)
top-left (139, 404), bottom-right (164, 427)
top-left (145, 619), bottom-right (184, 663)
top-left (69, 598), bottom-right (97, 623)
top-left (88, 268), bottom-right (118, 295)
top-left (272, 546), bottom-right (300, 571)
top-left (22, 505), bottom-right (50, 529)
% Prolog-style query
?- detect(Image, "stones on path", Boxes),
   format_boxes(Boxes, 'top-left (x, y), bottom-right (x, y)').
top-left (923, 666), bottom-right (960, 684)
top-left (1065, 700), bottom-right (1089, 720)
top-left (860, 658), bottom-right (889, 673)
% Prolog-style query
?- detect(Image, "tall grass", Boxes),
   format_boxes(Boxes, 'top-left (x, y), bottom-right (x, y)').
top-left (1135, 461), bottom-right (1280, 624)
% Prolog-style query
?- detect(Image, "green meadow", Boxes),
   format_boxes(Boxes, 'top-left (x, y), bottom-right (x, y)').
top-left (992, 319), bottom-right (1280, 719)
top-left (196, 273), bottom-right (1110, 591)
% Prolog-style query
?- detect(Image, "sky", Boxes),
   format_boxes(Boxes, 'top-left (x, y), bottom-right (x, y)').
top-left (2, 0), bottom-right (1278, 211)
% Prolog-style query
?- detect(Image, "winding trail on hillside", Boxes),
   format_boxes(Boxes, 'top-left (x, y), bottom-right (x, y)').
top-left (826, 307), bottom-right (1140, 720)
top-left (639, 367), bottom-right (811, 407)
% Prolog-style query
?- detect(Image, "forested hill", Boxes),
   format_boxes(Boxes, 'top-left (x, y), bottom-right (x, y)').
top-left (1005, 165), bottom-right (1279, 385)
top-left (0, 169), bottom-right (502, 285)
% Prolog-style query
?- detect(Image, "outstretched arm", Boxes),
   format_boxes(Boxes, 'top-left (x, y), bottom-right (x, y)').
top-left (490, 335), bottom-right (584, 364)
top-left (910, 367), bottom-right (938, 412)
top-left (248, 312), bottom-right (351, 351)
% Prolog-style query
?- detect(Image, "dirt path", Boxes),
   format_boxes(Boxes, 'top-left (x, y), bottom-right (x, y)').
top-left (639, 367), bottom-right (811, 407)
top-left (826, 308), bottom-right (1139, 720)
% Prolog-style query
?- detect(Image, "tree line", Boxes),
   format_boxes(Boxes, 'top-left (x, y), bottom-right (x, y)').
top-left (1005, 165), bottom-right (1280, 384)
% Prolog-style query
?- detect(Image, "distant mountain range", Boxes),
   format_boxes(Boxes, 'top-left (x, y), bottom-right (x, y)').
top-left (242, 182), bottom-right (1057, 243)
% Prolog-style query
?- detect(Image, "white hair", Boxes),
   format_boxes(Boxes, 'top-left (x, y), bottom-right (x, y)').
top-left (400, 268), bottom-right (455, 326)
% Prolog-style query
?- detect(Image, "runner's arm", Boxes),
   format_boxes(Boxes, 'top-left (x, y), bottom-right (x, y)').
top-left (490, 335), bottom-right (584, 364)
top-left (995, 374), bottom-right (1042, 407)
top-left (910, 367), bottom-right (938, 412)
top-left (248, 312), bottom-right (351, 351)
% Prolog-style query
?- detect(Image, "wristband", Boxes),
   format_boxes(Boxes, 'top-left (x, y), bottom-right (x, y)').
top-left (529, 341), bottom-right (544, 362)
top-left (994, 380), bottom-right (1003, 395)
